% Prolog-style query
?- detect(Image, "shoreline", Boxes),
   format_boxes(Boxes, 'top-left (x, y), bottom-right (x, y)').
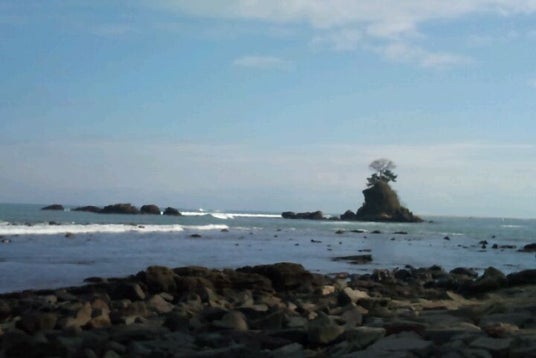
top-left (1, 262), bottom-right (535, 357)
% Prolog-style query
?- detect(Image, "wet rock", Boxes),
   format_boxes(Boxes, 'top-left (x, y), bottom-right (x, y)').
top-left (213, 311), bottom-right (249, 331)
top-left (340, 210), bottom-right (357, 221)
top-left (281, 211), bottom-right (325, 220)
top-left (237, 262), bottom-right (314, 291)
top-left (308, 313), bottom-right (344, 345)
top-left (343, 326), bottom-right (386, 352)
top-left (519, 243), bottom-right (536, 252)
top-left (16, 311), bottom-right (58, 334)
top-left (73, 205), bottom-right (101, 213)
top-left (469, 336), bottom-right (512, 356)
top-left (147, 294), bottom-right (174, 314)
top-left (140, 204), bottom-right (161, 215)
top-left (100, 203), bottom-right (139, 215)
top-left (163, 207), bottom-right (182, 216)
top-left (463, 267), bottom-right (507, 294)
top-left (138, 266), bottom-right (178, 293)
top-left (333, 254), bottom-right (373, 265)
top-left (363, 331), bottom-right (433, 356)
top-left (507, 269), bottom-right (536, 286)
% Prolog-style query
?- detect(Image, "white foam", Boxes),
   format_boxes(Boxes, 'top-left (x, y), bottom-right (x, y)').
top-left (0, 223), bottom-right (228, 236)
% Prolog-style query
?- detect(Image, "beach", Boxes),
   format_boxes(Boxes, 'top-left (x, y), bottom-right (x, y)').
top-left (1, 262), bottom-right (535, 357)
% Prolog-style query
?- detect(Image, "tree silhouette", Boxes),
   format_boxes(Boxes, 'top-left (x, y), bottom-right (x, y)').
top-left (367, 158), bottom-right (397, 186)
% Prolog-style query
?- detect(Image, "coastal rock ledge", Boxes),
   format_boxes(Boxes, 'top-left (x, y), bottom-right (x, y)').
top-left (1, 263), bottom-right (535, 357)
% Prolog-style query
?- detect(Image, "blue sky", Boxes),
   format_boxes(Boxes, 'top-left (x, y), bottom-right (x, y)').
top-left (1, 1), bottom-right (536, 217)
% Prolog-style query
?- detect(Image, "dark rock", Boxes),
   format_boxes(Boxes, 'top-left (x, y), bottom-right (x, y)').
top-left (281, 211), bottom-right (325, 220)
top-left (332, 254), bottom-right (373, 264)
top-left (73, 206), bottom-right (101, 213)
top-left (354, 182), bottom-right (422, 222)
top-left (237, 262), bottom-right (314, 291)
top-left (140, 204), bottom-right (161, 215)
top-left (100, 203), bottom-right (139, 215)
top-left (463, 267), bottom-right (507, 294)
top-left (450, 267), bottom-right (478, 278)
top-left (41, 204), bottom-right (64, 211)
top-left (190, 234), bottom-right (202, 238)
top-left (340, 210), bottom-right (358, 221)
top-left (138, 266), bottom-right (178, 293)
top-left (507, 269), bottom-right (536, 286)
top-left (519, 243), bottom-right (536, 252)
top-left (163, 207), bottom-right (182, 216)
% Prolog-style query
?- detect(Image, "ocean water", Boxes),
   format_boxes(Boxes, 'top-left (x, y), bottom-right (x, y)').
top-left (0, 203), bottom-right (535, 293)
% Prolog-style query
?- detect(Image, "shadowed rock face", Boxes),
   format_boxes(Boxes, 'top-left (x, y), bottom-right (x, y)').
top-left (354, 182), bottom-right (422, 222)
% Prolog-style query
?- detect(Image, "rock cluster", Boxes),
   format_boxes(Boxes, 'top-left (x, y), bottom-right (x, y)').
top-left (71, 203), bottom-right (182, 216)
top-left (1, 263), bottom-right (535, 357)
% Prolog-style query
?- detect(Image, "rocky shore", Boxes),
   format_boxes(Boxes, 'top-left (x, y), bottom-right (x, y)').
top-left (1, 263), bottom-right (535, 357)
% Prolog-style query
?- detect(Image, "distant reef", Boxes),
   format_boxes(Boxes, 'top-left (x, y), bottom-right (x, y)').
top-left (41, 204), bottom-right (64, 211)
top-left (46, 203), bottom-right (182, 216)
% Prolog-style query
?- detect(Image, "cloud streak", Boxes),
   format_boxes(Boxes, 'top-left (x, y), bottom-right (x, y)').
top-left (233, 55), bottom-right (291, 70)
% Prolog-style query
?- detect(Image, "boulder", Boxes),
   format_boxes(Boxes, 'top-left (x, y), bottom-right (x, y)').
top-left (72, 206), bottom-right (101, 213)
top-left (138, 266), bottom-right (178, 293)
top-left (140, 204), bottom-right (161, 215)
top-left (41, 204), bottom-right (64, 211)
top-left (100, 203), bottom-right (139, 215)
top-left (163, 207), bottom-right (182, 216)
top-left (463, 267), bottom-right (507, 294)
top-left (507, 269), bottom-right (536, 286)
top-left (237, 262), bottom-right (314, 291)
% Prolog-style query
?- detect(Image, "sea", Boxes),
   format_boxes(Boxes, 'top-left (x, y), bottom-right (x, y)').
top-left (0, 203), bottom-right (535, 294)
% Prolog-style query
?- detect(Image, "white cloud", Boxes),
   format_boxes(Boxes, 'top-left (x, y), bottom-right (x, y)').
top-left (376, 42), bottom-right (472, 68)
top-left (233, 55), bottom-right (291, 70)
top-left (153, 0), bottom-right (536, 68)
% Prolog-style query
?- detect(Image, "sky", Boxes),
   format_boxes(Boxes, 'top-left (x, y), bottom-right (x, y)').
top-left (1, 1), bottom-right (536, 218)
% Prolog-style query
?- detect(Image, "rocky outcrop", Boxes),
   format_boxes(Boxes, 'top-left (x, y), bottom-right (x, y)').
top-left (140, 204), bottom-right (161, 215)
top-left (281, 211), bottom-right (325, 220)
top-left (100, 203), bottom-right (140, 215)
top-left (163, 207), bottom-right (182, 216)
top-left (41, 204), bottom-right (64, 211)
top-left (73, 205), bottom-right (102, 213)
top-left (1, 263), bottom-right (535, 357)
top-left (352, 181), bottom-right (422, 222)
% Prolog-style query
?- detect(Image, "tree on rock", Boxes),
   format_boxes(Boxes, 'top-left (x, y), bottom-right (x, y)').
top-left (367, 158), bottom-right (397, 186)
top-left (340, 158), bottom-right (421, 222)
